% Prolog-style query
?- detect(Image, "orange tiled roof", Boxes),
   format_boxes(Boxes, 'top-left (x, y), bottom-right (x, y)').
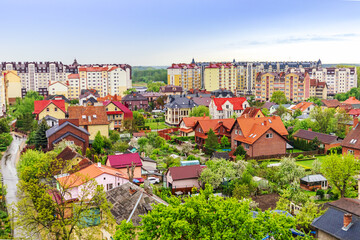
top-left (179, 128), bottom-right (193, 133)
top-left (97, 94), bottom-right (122, 102)
top-left (240, 107), bottom-right (262, 118)
top-left (181, 116), bottom-right (210, 128)
top-left (68, 106), bottom-right (110, 126)
top-left (343, 96), bottom-right (360, 105)
top-left (57, 163), bottom-right (127, 188)
top-left (78, 67), bottom-right (108, 72)
top-left (291, 102), bottom-right (314, 112)
top-left (68, 74), bottom-right (79, 79)
top-left (197, 118), bottom-right (235, 133)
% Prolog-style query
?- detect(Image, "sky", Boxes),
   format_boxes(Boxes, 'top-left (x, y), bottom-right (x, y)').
top-left (2, 0), bottom-right (360, 66)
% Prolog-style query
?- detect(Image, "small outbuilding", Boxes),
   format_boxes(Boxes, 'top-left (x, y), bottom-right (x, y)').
top-left (300, 174), bottom-right (328, 191)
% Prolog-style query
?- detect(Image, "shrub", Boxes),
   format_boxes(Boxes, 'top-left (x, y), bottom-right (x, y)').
top-left (296, 154), bottom-right (304, 160)
top-left (327, 146), bottom-right (342, 154)
top-left (316, 189), bottom-right (325, 199)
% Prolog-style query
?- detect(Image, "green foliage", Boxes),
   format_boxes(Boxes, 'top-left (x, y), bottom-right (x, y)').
top-left (133, 111), bottom-right (145, 127)
top-left (232, 183), bottom-right (249, 200)
top-left (16, 112), bottom-right (37, 132)
top-left (123, 88), bottom-right (137, 95)
top-left (92, 131), bottom-right (104, 154)
top-left (276, 157), bottom-right (305, 187)
top-left (147, 81), bottom-right (166, 92)
top-left (0, 118), bottom-right (10, 133)
top-left (296, 201), bottom-right (324, 231)
top-left (158, 157), bottom-right (181, 171)
top-left (276, 104), bottom-right (289, 118)
top-left (13, 91), bottom-right (43, 117)
top-left (132, 67), bottom-right (167, 84)
top-left (234, 145), bottom-right (247, 157)
top-left (70, 99), bottom-right (79, 105)
top-left (220, 135), bottom-right (229, 148)
top-left (204, 129), bottom-right (219, 154)
top-left (292, 109), bottom-right (302, 118)
top-left (306, 97), bottom-right (322, 106)
top-left (270, 91), bottom-right (287, 104)
top-left (115, 184), bottom-right (313, 240)
top-left (316, 189), bottom-right (325, 199)
top-left (109, 130), bottom-right (120, 143)
top-left (321, 153), bottom-right (359, 198)
top-left (34, 120), bottom-right (49, 149)
top-left (113, 141), bottom-right (129, 153)
top-left (189, 105), bottom-right (209, 117)
top-left (0, 133), bottom-right (12, 150)
top-left (262, 108), bottom-right (270, 117)
top-left (137, 137), bottom-right (149, 151)
top-left (114, 220), bottom-right (136, 240)
top-left (327, 146), bottom-right (342, 154)
top-left (296, 154), bottom-right (304, 160)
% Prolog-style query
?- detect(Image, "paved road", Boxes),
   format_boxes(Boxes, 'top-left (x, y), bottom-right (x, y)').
top-left (1, 134), bottom-right (26, 239)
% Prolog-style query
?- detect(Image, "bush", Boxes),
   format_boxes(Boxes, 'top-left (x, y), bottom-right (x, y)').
top-left (327, 146), bottom-right (342, 154)
top-left (296, 154), bottom-right (304, 160)
top-left (316, 189), bottom-right (325, 199)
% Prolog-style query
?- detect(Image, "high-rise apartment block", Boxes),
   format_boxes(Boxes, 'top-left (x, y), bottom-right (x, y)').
top-left (167, 63), bottom-right (201, 90)
top-left (307, 67), bottom-right (357, 94)
top-left (0, 60), bottom-right (132, 99)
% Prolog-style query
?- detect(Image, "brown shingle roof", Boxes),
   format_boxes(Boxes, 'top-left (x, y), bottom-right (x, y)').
top-left (241, 107), bottom-right (263, 118)
top-left (68, 106), bottom-right (110, 126)
top-left (327, 198), bottom-right (360, 217)
top-left (321, 99), bottom-right (340, 108)
top-left (342, 123), bottom-right (360, 150)
top-left (293, 129), bottom-right (340, 145)
top-left (168, 165), bottom-right (202, 180)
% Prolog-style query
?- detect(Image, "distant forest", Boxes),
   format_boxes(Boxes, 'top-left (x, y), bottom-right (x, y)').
top-left (132, 67), bottom-right (167, 84)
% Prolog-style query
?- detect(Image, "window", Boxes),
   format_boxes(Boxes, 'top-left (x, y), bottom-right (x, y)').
top-left (107, 183), bottom-right (113, 190)
top-left (54, 107), bottom-right (57, 111)
top-left (348, 149), bottom-right (354, 155)
top-left (66, 141), bottom-right (74, 145)
top-left (350, 139), bottom-right (357, 144)
top-left (266, 133), bottom-right (273, 138)
top-left (46, 108), bottom-right (49, 112)
top-left (244, 143), bottom-right (249, 149)
top-left (235, 130), bottom-right (238, 134)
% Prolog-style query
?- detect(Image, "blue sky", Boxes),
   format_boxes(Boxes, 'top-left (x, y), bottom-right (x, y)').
top-left (2, 0), bottom-right (360, 65)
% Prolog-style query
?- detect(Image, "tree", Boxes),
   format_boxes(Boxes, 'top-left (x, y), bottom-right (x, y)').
top-left (34, 119), bottom-right (49, 149)
top-left (276, 157), bottom-right (305, 187)
top-left (16, 151), bottom-right (115, 239)
top-left (262, 108), bottom-right (270, 117)
top-left (156, 95), bottom-right (167, 109)
top-left (200, 158), bottom-right (246, 188)
top-left (158, 157), bottom-right (181, 171)
top-left (113, 141), bottom-right (129, 152)
top-left (123, 88), bottom-right (136, 95)
top-left (306, 97), bottom-right (322, 106)
top-left (292, 109), bottom-right (302, 119)
top-left (92, 131), bottom-right (104, 154)
top-left (133, 111), bottom-right (145, 127)
top-left (137, 137), bottom-right (149, 151)
top-left (276, 105), bottom-right (289, 118)
top-left (270, 91), bottom-right (287, 104)
top-left (310, 106), bottom-right (336, 134)
top-left (70, 99), bottom-right (79, 105)
top-left (234, 145), bottom-right (247, 157)
top-left (232, 183), bottom-right (249, 200)
top-left (189, 106), bottom-right (209, 117)
top-left (147, 81), bottom-right (165, 92)
top-left (321, 153), bottom-right (359, 198)
top-left (0, 118), bottom-right (10, 133)
top-left (0, 133), bottom-right (13, 150)
top-left (114, 184), bottom-right (312, 240)
top-left (204, 129), bottom-right (219, 154)
top-left (181, 142), bottom-right (192, 157)
top-left (109, 130), bottom-right (120, 143)
top-left (220, 136), bottom-right (229, 148)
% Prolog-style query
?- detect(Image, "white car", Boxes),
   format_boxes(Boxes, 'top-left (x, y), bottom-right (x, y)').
top-left (147, 177), bottom-right (160, 184)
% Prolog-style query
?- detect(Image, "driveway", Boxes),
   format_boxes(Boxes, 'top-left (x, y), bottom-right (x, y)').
top-left (1, 134), bottom-right (27, 239)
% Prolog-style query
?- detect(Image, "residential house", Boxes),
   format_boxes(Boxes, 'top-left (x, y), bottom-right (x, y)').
top-left (311, 198), bottom-right (360, 240)
top-left (52, 146), bottom-right (92, 176)
top-left (300, 174), bottom-right (328, 191)
top-left (261, 102), bottom-right (276, 110)
top-left (2, 70), bottom-right (22, 105)
top-left (159, 85), bottom-right (183, 96)
top-left (269, 104), bottom-right (291, 115)
top-left (79, 89), bottom-right (100, 106)
top-left (141, 92), bottom-right (163, 103)
top-left (240, 107), bottom-right (264, 118)
top-left (97, 94), bottom-right (122, 102)
top-left (341, 119), bottom-right (360, 157)
top-left (230, 116), bottom-right (288, 158)
top-left (293, 129), bottom-right (342, 152)
top-left (209, 97), bottom-right (249, 119)
top-left (192, 97), bottom-right (212, 107)
top-left (48, 81), bottom-right (69, 98)
top-left (39, 115), bottom-right (58, 128)
top-left (103, 101), bottom-right (133, 130)
top-left (166, 165), bottom-right (202, 194)
top-left (290, 102), bottom-right (316, 116)
top-left (140, 157), bottom-right (158, 178)
top-left (107, 182), bottom-right (168, 226)
top-left (343, 96), bottom-right (360, 106)
top-left (309, 79), bottom-right (327, 99)
top-left (337, 103), bottom-right (353, 113)
top-left (165, 96), bottom-right (198, 125)
top-left (194, 118), bottom-right (235, 147)
top-left (122, 92), bottom-right (148, 111)
top-left (33, 99), bottom-right (66, 121)
top-left (46, 119), bottom-right (90, 154)
top-left (68, 105), bottom-right (110, 141)
top-left (348, 109), bottom-right (360, 118)
top-left (56, 163), bottom-right (129, 201)
top-left (321, 99), bottom-right (341, 109)
top-left (46, 94), bottom-right (70, 104)
top-left (211, 89), bottom-right (235, 98)
top-left (179, 115), bottom-right (210, 136)
top-left (106, 153), bottom-right (143, 179)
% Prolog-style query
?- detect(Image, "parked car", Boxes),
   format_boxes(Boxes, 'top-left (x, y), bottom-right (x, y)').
top-left (147, 177), bottom-right (160, 184)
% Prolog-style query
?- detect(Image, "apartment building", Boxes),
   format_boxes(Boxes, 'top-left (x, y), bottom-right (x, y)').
top-left (204, 63), bottom-right (237, 92)
top-left (309, 79), bottom-right (327, 99)
top-left (167, 64), bottom-right (201, 90)
top-left (307, 67), bottom-right (357, 94)
top-left (255, 71), bottom-right (311, 102)
top-left (2, 70), bottom-right (22, 105)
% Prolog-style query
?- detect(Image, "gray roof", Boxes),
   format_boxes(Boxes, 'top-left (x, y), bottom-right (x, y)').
top-left (312, 208), bottom-right (360, 240)
top-left (300, 174), bottom-right (327, 183)
top-left (38, 115), bottom-right (59, 124)
top-left (165, 97), bottom-right (198, 109)
top-left (272, 104), bottom-right (291, 109)
top-left (293, 129), bottom-right (340, 144)
top-left (46, 121), bottom-right (90, 138)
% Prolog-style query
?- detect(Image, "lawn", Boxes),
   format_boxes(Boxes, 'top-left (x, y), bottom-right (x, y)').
top-left (286, 148), bottom-right (304, 153)
top-left (296, 155), bottom-right (339, 169)
top-left (145, 121), bottom-right (170, 130)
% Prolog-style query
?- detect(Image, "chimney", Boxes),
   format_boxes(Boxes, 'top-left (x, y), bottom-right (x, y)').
top-left (264, 121), bottom-right (267, 126)
top-left (343, 213), bottom-right (352, 229)
top-left (308, 128), bottom-right (312, 131)
top-left (97, 162), bottom-right (101, 167)
top-left (354, 118), bottom-right (359, 128)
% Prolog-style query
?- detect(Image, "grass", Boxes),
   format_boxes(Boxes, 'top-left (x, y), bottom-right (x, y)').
top-left (296, 154), bottom-right (340, 169)
top-left (286, 148), bottom-right (304, 153)
top-left (145, 121), bottom-right (170, 130)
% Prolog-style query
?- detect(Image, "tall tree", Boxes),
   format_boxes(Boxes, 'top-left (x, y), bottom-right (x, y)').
top-left (204, 129), bottom-right (219, 153)
top-left (270, 91), bottom-right (287, 104)
top-left (34, 120), bottom-right (49, 149)
top-left (276, 157), bottom-right (305, 187)
top-left (276, 105), bottom-right (289, 118)
top-left (321, 153), bottom-right (359, 198)
top-left (189, 106), bottom-right (209, 117)
top-left (310, 106), bottom-right (336, 133)
top-left (92, 131), bottom-right (104, 155)
top-left (220, 135), bottom-right (229, 148)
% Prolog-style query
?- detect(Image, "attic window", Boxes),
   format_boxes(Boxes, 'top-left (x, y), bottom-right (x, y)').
top-left (268, 119), bottom-right (272, 123)
top-left (252, 134), bottom-right (257, 138)
top-left (82, 115), bottom-right (86, 119)
top-left (249, 134), bottom-right (253, 137)
top-left (350, 139), bottom-right (357, 144)
top-left (93, 115), bottom-right (97, 118)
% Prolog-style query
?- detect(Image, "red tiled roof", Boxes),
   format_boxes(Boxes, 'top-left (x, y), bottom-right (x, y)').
top-left (348, 109), bottom-right (360, 115)
top-left (107, 153), bottom-right (142, 169)
top-left (343, 96), bottom-right (360, 105)
top-left (78, 67), bottom-right (108, 72)
top-left (181, 116), bottom-right (210, 128)
top-left (68, 73), bottom-right (79, 79)
top-left (103, 101), bottom-right (133, 119)
top-left (33, 100), bottom-right (66, 114)
top-left (168, 165), bottom-right (202, 181)
top-left (197, 118), bottom-right (235, 133)
top-left (212, 97), bottom-right (247, 111)
top-left (179, 128), bottom-right (193, 133)
top-left (291, 102), bottom-right (314, 112)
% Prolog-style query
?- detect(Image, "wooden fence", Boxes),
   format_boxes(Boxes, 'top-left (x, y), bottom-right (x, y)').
top-left (158, 128), bottom-right (179, 141)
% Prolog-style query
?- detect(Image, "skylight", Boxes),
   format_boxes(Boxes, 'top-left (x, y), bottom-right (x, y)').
top-left (269, 119), bottom-right (272, 123)
top-left (350, 139), bottom-right (357, 144)
top-left (249, 134), bottom-right (253, 137)
top-left (252, 134), bottom-right (256, 138)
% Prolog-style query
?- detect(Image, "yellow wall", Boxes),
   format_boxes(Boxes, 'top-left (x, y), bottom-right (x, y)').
top-left (3, 71), bottom-right (21, 102)
top-left (167, 74), bottom-right (181, 86)
top-left (38, 103), bottom-right (66, 120)
top-left (204, 68), bottom-right (219, 91)
top-left (87, 124), bottom-right (109, 140)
